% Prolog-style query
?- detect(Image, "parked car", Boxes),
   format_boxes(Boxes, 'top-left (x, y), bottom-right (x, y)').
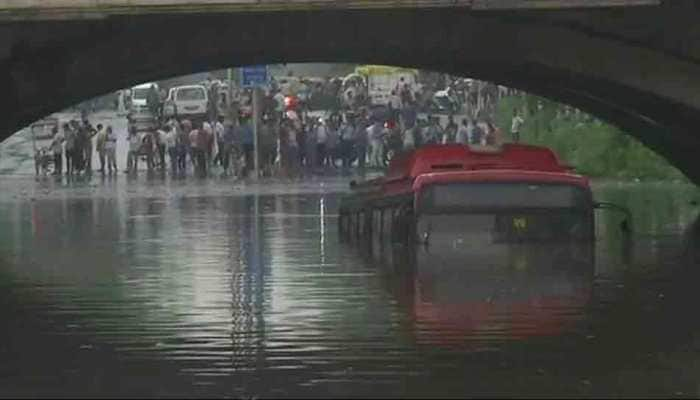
top-left (163, 85), bottom-right (209, 121)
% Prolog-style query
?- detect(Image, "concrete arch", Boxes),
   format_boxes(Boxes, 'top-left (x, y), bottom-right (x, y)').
top-left (1, 4), bottom-right (700, 182)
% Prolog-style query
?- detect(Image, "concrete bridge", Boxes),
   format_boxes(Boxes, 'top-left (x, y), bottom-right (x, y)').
top-left (3, 0), bottom-right (700, 183)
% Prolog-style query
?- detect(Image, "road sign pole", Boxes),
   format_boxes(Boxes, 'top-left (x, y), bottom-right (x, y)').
top-left (253, 86), bottom-right (260, 181)
top-left (240, 65), bottom-right (267, 181)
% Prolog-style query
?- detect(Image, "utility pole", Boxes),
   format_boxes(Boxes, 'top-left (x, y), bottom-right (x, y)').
top-left (226, 68), bottom-right (233, 125)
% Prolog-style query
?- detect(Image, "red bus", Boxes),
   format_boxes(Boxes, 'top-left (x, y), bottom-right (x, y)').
top-left (339, 144), bottom-right (620, 245)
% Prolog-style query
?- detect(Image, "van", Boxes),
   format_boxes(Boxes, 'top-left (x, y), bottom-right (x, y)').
top-left (163, 85), bottom-right (208, 121)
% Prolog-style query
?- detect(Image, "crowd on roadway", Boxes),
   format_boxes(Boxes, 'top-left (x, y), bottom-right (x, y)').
top-left (41, 73), bottom-right (527, 179)
top-left (109, 103), bottom-right (525, 180)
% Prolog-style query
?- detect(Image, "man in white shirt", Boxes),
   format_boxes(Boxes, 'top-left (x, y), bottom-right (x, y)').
top-left (274, 91), bottom-right (285, 120)
top-left (213, 118), bottom-right (225, 166)
top-left (511, 109), bottom-right (525, 143)
top-left (126, 127), bottom-right (141, 173)
top-left (315, 119), bottom-right (328, 167)
top-left (163, 125), bottom-right (178, 173)
top-left (367, 121), bottom-right (385, 168)
top-left (455, 119), bottom-right (469, 145)
top-left (104, 126), bottom-right (118, 174)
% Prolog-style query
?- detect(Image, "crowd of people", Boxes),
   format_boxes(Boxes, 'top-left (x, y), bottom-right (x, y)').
top-left (116, 104), bottom-right (521, 179)
top-left (46, 118), bottom-right (116, 176)
top-left (39, 68), bottom-right (530, 179)
top-left (40, 97), bottom-right (526, 180)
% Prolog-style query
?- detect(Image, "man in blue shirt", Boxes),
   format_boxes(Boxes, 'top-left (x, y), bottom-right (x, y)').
top-left (400, 100), bottom-right (417, 131)
top-left (221, 122), bottom-right (237, 176)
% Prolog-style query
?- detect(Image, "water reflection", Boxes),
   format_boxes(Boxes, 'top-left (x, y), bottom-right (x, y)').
top-left (0, 181), bottom-right (699, 397)
top-left (371, 233), bottom-right (594, 350)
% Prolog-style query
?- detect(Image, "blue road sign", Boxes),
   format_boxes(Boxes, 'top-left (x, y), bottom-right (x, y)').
top-left (240, 65), bottom-right (268, 87)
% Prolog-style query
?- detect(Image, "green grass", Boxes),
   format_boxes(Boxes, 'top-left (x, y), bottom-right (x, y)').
top-left (496, 95), bottom-right (688, 181)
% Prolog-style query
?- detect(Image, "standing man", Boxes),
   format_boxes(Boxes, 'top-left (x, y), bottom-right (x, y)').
top-left (104, 126), bottom-right (118, 174)
top-left (238, 116), bottom-right (254, 176)
top-left (50, 126), bottom-right (64, 176)
top-left (126, 126), bottom-right (141, 173)
top-left (354, 114), bottom-right (368, 169)
top-left (213, 117), bottom-right (226, 166)
top-left (73, 121), bottom-right (87, 174)
top-left (511, 109), bottom-right (525, 143)
top-left (403, 125), bottom-right (416, 151)
top-left (141, 129), bottom-right (155, 171)
top-left (367, 120), bottom-right (384, 168)
top-left (164, 125), bottom-right (178, 174)
top-left (400, 100), bottom-right (417, 132)
top-left (189, 123), bottom-right (200, 171)
top-left (208, 79), bottom-right (220, 122)
top-left (471, 119), bottom-right (484, 145)
top-left (221, 122), bottom-right (236, 176)
top-left (339, 116), bottom-right (356, 169)
top-left (158, 87), bottom-right (168, 120)
top-left (178, 119), bottom-right (192, 173)
top-left (455, 118), bottom-right (469, 145)
top-left (82, 120), bottom-right (98, 174)
top-left (63, 123), bottom-right (75, 175)
top-left (444, 115), bottom-right (458, 144)
top-left (287, 118), bottom-right (301, 177)
top-left (315, 119), bottom-right (328, 168)
top-left (423, 117), bottom-right (442, 145)
top-left (95, 124), bottom-right (107, 173)
top-left (203, 122), bottom-right (215, 172)
top-left (155, 126), bottom-right (167, 170)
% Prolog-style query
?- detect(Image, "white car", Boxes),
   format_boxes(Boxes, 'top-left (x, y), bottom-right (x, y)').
top-left (164, 85), bottom-right (209, 121)
top-left (130, 82), bottom-right (158, 113)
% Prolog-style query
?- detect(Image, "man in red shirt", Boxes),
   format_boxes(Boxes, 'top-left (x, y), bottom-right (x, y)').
top-left (194, 124), bottom-right (210, 176)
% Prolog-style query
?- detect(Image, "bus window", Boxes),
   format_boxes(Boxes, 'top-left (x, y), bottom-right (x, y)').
top-left (419, 182), bottom-right (590, 213)
top-left (417, 183), bottom-right (593, 243)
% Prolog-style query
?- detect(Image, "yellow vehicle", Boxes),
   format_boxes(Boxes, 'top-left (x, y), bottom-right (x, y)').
top-left (354, 65), bottom-right (418, 106)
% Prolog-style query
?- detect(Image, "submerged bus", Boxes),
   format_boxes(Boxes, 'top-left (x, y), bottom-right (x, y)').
top-left (339, 144), bottom-right (623, 246)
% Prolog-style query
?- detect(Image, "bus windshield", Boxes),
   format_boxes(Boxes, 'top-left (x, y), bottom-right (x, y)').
top-left (419, 182), bottom-right (590, 213)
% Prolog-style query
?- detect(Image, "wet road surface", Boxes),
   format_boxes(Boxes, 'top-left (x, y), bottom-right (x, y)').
top-left (0, 176), bottom-right (698, 397)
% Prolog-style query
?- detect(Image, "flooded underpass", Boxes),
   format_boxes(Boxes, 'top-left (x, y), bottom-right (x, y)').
top-left (0, 176), bottom-right (698, 398)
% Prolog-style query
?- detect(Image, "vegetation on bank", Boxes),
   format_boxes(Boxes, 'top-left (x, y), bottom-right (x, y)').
top-left (495, 95), bottom-right (687, 181)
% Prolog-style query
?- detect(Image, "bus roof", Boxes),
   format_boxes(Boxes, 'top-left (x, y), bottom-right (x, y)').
top-left (385, 144), bottom-right (572, 183)
top-left (412, 170), bottom-right (590, 192)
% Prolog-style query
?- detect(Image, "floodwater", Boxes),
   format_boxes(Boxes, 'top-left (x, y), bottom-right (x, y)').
top-left (0, 176), bottom-right (698, 398)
